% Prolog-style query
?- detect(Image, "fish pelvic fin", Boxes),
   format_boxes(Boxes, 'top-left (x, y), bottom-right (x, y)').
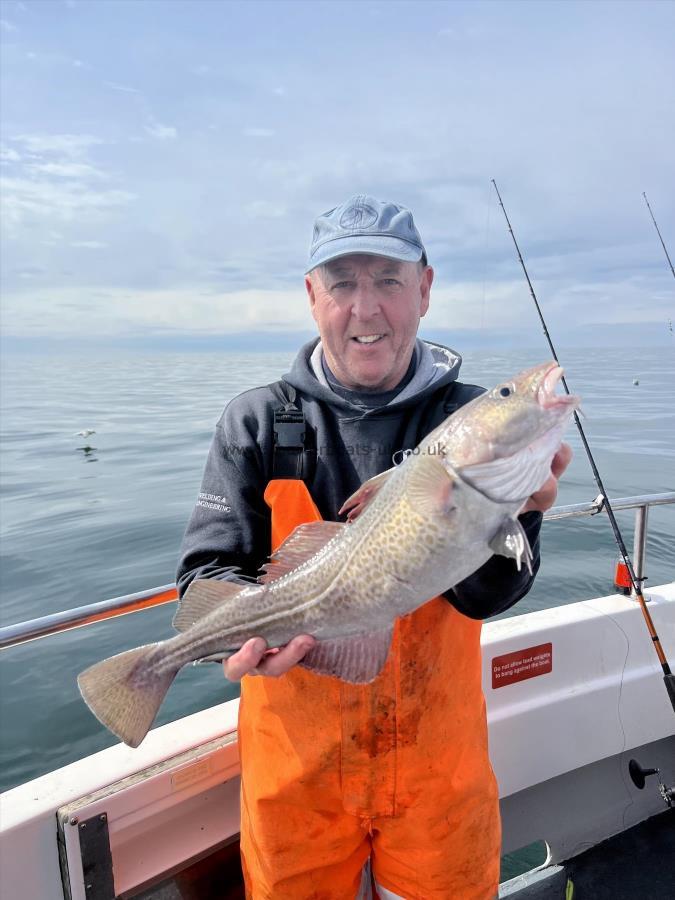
top-left (78, 643), bottom-right (176, 748)
top-left (299, 628), bottom-right (393, 683)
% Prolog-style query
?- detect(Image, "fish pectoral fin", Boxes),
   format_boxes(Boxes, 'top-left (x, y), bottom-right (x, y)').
top-left (338, 467), bottom-right (396, 522)
top-left (298, 628), bottom-right (394, 683)
top-left (406, 453), bottom-right (457, 517)
top-left (489, 517), bottom-right (534, 574)
top-left (173, 579), bottom-right (252, 632)
top-left (259, 521), bottom-right (345, 583)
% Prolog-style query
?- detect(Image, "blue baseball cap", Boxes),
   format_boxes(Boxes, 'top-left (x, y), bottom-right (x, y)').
top-left (306, 194), bottom-right (427, 273)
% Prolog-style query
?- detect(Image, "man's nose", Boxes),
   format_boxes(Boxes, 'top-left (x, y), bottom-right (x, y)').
top-left (351, 284), bottom-right (380, 319)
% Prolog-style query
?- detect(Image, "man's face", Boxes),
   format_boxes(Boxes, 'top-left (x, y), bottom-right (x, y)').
top-left (305, 254), bottom-right (433, 392)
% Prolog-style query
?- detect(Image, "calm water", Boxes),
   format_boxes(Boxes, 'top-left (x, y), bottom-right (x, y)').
top-left (1, 347), bottom-right (674, 792)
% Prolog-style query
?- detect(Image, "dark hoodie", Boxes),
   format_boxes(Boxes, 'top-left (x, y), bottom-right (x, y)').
top-left (177, 338), bottom-right (542, 619)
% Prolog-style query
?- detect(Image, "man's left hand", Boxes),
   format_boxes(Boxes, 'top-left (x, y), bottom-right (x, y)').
top-left (521, 442), bottom-right (573, 514)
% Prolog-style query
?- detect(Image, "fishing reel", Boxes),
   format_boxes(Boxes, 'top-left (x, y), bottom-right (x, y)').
top-left (628, 758), bottom-right (675, 808)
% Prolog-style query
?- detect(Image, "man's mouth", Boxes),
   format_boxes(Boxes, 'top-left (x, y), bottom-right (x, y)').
top-left (352, 334), bottom-right (385, 345)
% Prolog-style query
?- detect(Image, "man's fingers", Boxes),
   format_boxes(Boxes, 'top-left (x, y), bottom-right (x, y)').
top-left (253, 635), bottom-right (316, 677)
top-left (223, 637), bottom-right (268, 682)
top-left (551, 442), bottom-right (573, 479)
top-left (222, 635), bottom-right (317, 681)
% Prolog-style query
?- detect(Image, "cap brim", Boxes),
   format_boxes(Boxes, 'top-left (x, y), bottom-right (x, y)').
top-left (305, 235), bottom-right (424, 274)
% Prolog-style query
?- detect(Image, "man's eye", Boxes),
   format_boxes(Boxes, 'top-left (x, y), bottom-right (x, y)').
top-left (381, 279), bottom-right (401, 286)
top-left (332, 281), bottom-right (353, 290)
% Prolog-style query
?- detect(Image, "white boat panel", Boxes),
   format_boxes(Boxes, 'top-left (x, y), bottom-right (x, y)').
top-left (58, 734), bottom-right (240, 898)
top-left (0, 700), bottom-right (239, 900)
top-left (483, 586), bottom-right (675, 798)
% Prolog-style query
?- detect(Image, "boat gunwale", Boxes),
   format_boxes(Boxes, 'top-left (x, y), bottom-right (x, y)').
top-left (1, 490), bottom-right (673, 651)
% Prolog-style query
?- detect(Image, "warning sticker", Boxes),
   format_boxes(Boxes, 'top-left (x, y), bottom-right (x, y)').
top-left (492, 643), bottom-right (552, 689)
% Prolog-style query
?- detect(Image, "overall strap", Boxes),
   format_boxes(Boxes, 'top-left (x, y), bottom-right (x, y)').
top-left (267, 381), bottom-right (316, 482)
top-left (416, 381), bottom-right (461, 444)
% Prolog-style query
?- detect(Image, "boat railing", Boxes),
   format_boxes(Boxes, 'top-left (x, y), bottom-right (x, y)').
top-left (1, 491), bottom-right (673, 651)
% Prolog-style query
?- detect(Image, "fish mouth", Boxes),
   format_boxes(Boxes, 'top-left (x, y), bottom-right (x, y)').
top-left (537, 363), bottom-right (579, 411)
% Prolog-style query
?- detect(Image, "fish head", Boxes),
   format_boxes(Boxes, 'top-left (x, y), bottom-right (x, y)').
top-left (436, 361), bottom-right (579, 505)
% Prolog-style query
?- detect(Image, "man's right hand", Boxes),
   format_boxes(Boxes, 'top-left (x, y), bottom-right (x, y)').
top-left (223, 635), bottom-right (316, 681)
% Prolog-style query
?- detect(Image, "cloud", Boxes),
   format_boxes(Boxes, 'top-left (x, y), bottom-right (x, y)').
top-left (29, 161), bottom-right (107, 179)
top-left (1, 2), bottom-right (672, 348)
top-left (1, 176), bottom-right (136, 231)
top-left (17, 266), bottom-right (47, 279)
top-left (244, 200), bottom-right (287, 219)
top-left (71, 241), bottom-right (108, 249)
top-left (104, 81), bottom-right (141, 94)
top-left (1, 146), bottom-right (21, 163)
top-left (243, 127), bottom-right (275, 138)
top-left (11, 133), bottom-right (103, 158)
top-left (24, 50), bottom-right (90, 69)
top-left (144, 120), bottom-right (177, 140)
top-left (0, 18), bottom-right (17, 32)
top-left (0, 133), bottom-right (134, 237)
top-left (1, 284), bottom-right (315, 338)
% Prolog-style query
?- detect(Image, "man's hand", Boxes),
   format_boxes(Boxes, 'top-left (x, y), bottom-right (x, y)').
top-left (223, 635), bottom-right (316, 681)
top-left (521, 442), bottom-right (573, 514)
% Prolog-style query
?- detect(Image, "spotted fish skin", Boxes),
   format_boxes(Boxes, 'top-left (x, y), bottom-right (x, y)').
top-left (78, 361), bottom-right (579, 747)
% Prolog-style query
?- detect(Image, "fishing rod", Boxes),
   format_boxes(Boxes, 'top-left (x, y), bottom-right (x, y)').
top-left (491, 179), bottom-right (675, 716)
top-left (643, 192), bottom-right (675, 279)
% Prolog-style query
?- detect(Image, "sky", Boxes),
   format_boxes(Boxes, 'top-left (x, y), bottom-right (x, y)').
top-left (1, 0), bottom-right (674, 351)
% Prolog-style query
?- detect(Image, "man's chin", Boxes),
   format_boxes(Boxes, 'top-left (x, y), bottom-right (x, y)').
top-left (344, 368), bottom-right (394, 393)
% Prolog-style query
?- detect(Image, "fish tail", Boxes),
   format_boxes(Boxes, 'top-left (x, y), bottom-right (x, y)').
top-left (78, 643), bottom-right (177, 748)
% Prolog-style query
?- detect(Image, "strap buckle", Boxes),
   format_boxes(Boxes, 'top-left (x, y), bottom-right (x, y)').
top-left (273, 409), bottom-right (305, 448)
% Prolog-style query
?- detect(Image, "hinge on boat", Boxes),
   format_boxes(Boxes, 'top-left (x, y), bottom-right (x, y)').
top-left (78, 812), bottom-right (115, 899)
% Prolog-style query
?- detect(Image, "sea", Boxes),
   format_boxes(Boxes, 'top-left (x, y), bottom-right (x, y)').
top-left (1, 346), bottom-right (674, 794)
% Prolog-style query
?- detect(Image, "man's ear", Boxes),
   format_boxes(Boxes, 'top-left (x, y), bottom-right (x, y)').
top-left (419, 265), bottom-right (434, 317)
top-left (305, 273), bottom-right (318, 321)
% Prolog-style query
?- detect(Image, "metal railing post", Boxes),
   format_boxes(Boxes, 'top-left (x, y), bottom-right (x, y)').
top-left (632, 504), bottom-right (649, 601)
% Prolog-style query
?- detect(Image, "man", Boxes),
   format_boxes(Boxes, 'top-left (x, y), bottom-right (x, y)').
top-left (178, 195), bottom-right (571, 899)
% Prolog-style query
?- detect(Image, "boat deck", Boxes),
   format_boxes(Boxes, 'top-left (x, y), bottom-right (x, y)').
top-left (129, 808), bottom-right (675, 899)
top-left (127, 837), bottom-right (244, 899)
top-left (501, 807), bottom-right (675, 899)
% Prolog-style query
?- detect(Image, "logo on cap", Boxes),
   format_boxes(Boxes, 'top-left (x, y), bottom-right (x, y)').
top-left (339, 202), bottom-right (378, 230)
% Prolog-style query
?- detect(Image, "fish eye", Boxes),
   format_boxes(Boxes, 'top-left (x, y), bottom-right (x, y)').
top-left (499, 386), bottom-right (511, 398)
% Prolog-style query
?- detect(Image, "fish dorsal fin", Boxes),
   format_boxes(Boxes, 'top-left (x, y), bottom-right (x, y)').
top-left (259, 521), bottom-right (345, 584)
top-left (173, 579), bottom-right (251, 632)
top-left (338, 467), bottom-right (396, 522)
top-left (405, 453), bottom-right (457, 517)
top-left (299, 628), bottom-right (393, 683)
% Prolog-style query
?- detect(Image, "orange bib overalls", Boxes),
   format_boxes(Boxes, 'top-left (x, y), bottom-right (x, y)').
top-left (238, 479), bottom-right (500, 899)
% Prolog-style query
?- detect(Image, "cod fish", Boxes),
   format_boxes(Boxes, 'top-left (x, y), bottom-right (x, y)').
top-left (78, 361), bottom-right (579, 747)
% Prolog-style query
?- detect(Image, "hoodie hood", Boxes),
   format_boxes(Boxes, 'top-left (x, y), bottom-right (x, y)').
top-left (284, 338), bottom-right (462, 413)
